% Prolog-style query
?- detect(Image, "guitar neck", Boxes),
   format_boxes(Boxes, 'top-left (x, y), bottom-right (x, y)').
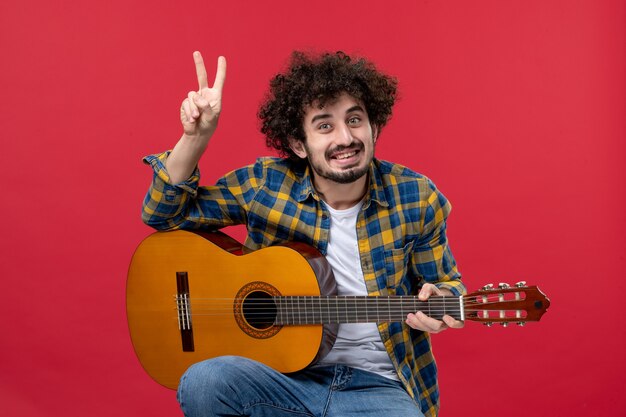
top-left (273, 295), bottom-right (463, 325)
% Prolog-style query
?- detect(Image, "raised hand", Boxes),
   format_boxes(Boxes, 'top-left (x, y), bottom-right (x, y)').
top-left (180, 51), bottom-right (227, 139)
top-left (165, 52), bottom-right (227, 184)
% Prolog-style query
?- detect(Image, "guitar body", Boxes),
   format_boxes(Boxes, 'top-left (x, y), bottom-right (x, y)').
top-left (126, 230), bottom-right (337, 389)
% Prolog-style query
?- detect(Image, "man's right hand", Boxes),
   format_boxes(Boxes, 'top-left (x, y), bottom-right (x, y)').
top-left (166, 51), bottom-right (227, 184)
top-left (180, 51), bottom-right (227, 140)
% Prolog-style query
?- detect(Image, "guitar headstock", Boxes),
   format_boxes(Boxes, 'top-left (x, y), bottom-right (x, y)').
top-left (463, 282), bottom-right (550, 327)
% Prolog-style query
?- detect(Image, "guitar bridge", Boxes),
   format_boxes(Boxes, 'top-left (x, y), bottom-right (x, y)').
top-left (176, 272), bottom-right (194, 352)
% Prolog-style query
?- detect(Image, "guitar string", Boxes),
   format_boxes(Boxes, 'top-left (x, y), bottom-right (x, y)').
top-left (173, 299), bottom-right (507, 308)
top-left (174, 297), bottom-right (522, 316)
top-left (174, 305), bottom-right (515, 314)
top-left (174, 308), bottom-right (498, 316)
top-left (176, 295), bottom-right (512, 303)
top-left (174, 300), bottom-right (523, 321)
top-left (173, 300), bottom-right (508, 310)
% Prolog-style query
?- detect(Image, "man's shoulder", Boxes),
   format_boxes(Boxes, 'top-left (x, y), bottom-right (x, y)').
top-left (374, 159), bottom-right (433, 186)
top-left (372, 159), bottom-right (450, 213)
top-left (254, 156), bottom-right (295, 169)
top-left (226, 157), bottom-right (305, 188)
top-left (250, 157), bottom-right (304, 178)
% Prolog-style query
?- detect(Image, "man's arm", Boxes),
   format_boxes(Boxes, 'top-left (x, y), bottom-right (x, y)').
top-left (166, 51), bottom-right (227, 184)
top-left (405, 180), bottom-right (465, 333)
top-left (141, 52), bottom-right (247, 231)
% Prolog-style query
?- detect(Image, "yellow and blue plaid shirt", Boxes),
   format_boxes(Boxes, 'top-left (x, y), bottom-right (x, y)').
top-left (142, 151), bottom-right (465, 417)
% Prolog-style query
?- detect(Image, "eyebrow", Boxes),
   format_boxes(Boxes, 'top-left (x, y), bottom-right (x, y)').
top-left (309, 105), bottom-right (366, 124)
top-left (310, 113), bottom-right (331, 124)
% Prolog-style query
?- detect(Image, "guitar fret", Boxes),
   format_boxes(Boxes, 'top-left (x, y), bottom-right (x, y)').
top-left (318, 296), bottom-right (322, 324)
top-left (298, 296), bottom-right (302, 325)
top-left (325, 296), bottom-right (329, 324)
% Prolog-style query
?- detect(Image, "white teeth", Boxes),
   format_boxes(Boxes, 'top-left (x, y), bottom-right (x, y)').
top-left (334, 151), bottom-right (356, 160)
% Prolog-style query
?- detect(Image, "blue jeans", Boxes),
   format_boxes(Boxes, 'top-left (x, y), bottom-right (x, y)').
top-left (177, 356), bottom-right (426, 417)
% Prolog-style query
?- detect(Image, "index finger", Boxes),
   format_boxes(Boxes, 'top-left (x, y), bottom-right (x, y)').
top-left (418, 284), bottom-right (442, 301)
top-left (193, 51), bottom-right (209, 90)
top-left (212, 56), bottom-right (226, 92)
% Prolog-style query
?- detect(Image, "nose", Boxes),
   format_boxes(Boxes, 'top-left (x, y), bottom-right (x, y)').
top-left (336, 123), bottom-right (354, 146)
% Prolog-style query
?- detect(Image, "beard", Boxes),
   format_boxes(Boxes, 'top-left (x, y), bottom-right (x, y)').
top-left (305, 141), bottom-right (372, 184)
top-left (310, 161), bottom-right (370, 184)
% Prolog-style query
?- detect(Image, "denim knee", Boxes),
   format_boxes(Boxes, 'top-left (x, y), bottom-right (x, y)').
top-left (177, 356), bottom-right (244, 413)
top-left (182, 356), bottom-right (243, 386)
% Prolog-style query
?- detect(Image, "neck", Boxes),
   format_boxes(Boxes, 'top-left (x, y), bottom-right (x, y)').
top-left (312, 173), bottom-right (368, 210)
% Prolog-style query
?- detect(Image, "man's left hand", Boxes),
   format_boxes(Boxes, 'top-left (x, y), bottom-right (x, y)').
top-left (405, 283), bottom-right (465, 333)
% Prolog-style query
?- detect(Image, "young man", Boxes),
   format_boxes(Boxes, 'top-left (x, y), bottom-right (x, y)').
top-left (142, 51), bottom-right (465, 417)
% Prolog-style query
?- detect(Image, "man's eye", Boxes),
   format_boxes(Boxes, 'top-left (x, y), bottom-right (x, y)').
top-left (348, 117), bottom-right (361, 125)
top-left (319, 123), bottom-right (331, 130)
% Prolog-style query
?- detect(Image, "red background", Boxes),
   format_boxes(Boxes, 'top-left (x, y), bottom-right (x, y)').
top-left (1, 0), bottom-right (624, 416)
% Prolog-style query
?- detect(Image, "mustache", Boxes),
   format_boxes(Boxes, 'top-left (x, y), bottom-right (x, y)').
top-left (326, 142), bottom-right (364, 159)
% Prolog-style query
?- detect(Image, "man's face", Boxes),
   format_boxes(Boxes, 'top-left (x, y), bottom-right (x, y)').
top-left (292, 93), bottom-right (377, 185)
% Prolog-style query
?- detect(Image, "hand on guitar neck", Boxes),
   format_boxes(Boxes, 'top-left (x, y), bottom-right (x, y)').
top-left (405, 283), bottom-right (465, 333)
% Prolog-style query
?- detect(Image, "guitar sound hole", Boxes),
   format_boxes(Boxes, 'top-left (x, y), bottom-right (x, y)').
top-left (242, 291), bottom-right (277, 330)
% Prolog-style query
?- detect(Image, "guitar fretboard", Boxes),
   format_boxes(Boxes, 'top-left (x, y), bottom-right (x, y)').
top-left (273, 295), bottom-right (463, 325)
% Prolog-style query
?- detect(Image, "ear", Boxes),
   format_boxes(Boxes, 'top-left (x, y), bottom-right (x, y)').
top-left (288, 138), bottom-right (308, 159)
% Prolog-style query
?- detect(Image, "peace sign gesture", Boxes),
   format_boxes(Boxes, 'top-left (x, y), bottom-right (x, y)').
top-left (180, 51), bottom-right (227, 139)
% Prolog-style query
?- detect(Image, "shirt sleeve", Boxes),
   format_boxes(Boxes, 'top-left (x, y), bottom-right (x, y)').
top-left (411, 180), bottom-right (466, 296)
top-left (141, 151), bottom-right (252, 231)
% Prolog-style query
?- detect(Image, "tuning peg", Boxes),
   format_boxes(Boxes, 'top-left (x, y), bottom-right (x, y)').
top-left (517, 322), bottom-right (526, 327)
top-left (482, 283), bottom-right (494, 290)
top-left (483, 322), bottom-right (494, 327)
top-left (515, 281), bottom-right (527, 288)
top-left (500, 322), bottom-right (509, 327)
top-left (498, 283), bottom-right (510, 289)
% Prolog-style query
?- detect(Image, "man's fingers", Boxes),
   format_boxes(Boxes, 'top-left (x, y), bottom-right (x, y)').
top-left (418, 284), bottom-right (443, 301)
top-left (442, 315), bottom-right (465, 329)
top-left (212, 56), bottom-right (226, 92)
top-left (187, 91), bottom-right (200, 117)
top-left (194, 51), bottom-right (209, 90)
top-left (193, 52), bottom-right (226, 93)
top-left (406, 312), bottom-right (447, 333)
top-left (181, 99), bottom-right (194, 123)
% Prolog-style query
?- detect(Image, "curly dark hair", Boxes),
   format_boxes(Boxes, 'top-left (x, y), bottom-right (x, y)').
top-left (258, 51), bottom-right (398, 161)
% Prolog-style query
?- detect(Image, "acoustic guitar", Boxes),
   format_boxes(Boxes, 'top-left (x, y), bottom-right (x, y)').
top-left (127, 230), bottom-right (550, 389)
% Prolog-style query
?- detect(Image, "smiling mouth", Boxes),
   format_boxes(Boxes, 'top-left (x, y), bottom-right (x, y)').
top-left (328, 144), bottom-right (363, 161)
top-left (332, 150), bottom-right (358, 160)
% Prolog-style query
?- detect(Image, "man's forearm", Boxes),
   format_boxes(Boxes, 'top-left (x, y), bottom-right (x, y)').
top-left (165, 133), bottom-right (209, 184)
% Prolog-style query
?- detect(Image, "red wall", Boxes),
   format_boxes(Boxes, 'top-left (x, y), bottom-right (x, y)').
top-left (1, 1), bottom-right (624, 416)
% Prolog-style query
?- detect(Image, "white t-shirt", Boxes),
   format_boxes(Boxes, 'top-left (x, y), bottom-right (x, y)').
top-left (316, 201), bottom-right (399, 381)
